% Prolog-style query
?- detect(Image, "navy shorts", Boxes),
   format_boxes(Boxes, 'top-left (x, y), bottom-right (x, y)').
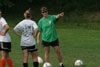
top-left (42, 39), bottom-right (59, 47)
top-left (0, 42), bottom-right (11, 52)
top-left (21, 45), bottom-right (37, 52)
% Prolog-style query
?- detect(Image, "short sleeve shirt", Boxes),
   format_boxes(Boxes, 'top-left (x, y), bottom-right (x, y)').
top-left (38, 15), bottom-right (58, 42)
top-left (14, 19), bottom-right (38, 46)
top-left (0, 17), bottom-right (11, 42)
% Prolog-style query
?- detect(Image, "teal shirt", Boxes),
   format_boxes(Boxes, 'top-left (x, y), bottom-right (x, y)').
top-left (38, 15), bottom-right (58, 42)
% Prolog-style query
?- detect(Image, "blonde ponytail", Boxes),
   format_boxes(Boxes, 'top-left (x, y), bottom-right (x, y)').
top-left (24, 8), bottom-right (32, 19)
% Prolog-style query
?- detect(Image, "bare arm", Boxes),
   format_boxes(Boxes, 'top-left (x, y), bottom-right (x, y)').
top-left (13, 30), bottom-right (21, 37)
top-left (33, 28), bottom-right (38, 38)
top-left (0, 24), bottom-right (9, 36)
top-left (56, 12), bottom-right (64, 19)
top-left (37, 32), bottom-right (41, 45)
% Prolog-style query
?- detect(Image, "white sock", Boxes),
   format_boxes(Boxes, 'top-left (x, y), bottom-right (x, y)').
top-left (59, 62), bottom-right (63, 66)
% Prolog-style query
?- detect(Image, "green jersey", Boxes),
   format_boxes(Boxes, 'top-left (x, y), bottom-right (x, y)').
top-left (38, 15), bottom-right (58, 42)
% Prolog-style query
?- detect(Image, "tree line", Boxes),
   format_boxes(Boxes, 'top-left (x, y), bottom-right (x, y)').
top-left (0, 0), bottom-right (100, 13)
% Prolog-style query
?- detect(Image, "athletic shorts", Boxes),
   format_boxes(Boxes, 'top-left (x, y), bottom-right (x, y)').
top-left (0, 42), bottom-right (11, 52)
top-left (42, 39), bottom-right (59, 47)
top-left (21, 45), bottom-right (37, 52)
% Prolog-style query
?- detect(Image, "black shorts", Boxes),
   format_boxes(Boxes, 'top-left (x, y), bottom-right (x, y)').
top-left (0, 42), bottom-right (11, 52)
top-left (21, 45), bottom-right (37, 52)
top-left (42, 39), bottom-right (59, 47)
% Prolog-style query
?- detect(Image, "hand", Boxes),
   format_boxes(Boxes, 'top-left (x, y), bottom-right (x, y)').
top-left (59, 12), bottom-right (64, 17)
top-left (0, 32), bottom-right (5, 36)
top-left (37, 40), bottom-right (40, 45)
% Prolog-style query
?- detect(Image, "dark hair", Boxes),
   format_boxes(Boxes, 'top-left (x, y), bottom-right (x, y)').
top-left (41, 7), bottom-right (47, 12)
top-left (24, 8), bottom-right (32, 18)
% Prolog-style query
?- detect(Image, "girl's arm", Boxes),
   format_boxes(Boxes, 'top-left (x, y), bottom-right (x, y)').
top-left (37, 32), bottom-right (41, 45)
top-left (0, 24), bottom-right (9, 36)
top-left (33, 28), bottom-right (38, 38)
top-left (13, 30), bottom-right (21, 37)
top-left (56, 12), bottom-right (64, 19)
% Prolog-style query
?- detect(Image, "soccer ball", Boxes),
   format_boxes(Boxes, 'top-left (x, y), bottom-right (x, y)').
top-left (38, 56), bottom-right (43, 64)
top-left (43, 62), bottom-right (52, 67)
top-left (75, 60), bottom-right (83, 67)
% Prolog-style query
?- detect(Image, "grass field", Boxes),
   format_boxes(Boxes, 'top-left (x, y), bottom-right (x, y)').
top-left (1, 18), bottom-right (100, 67)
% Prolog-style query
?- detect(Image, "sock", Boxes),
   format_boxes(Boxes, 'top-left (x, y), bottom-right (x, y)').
top-left (0, 59), bottom-right (6, 67)
top-left (23, 63), bottom-right (28, 67)
top-left (6, 58), bottom-right (13, 67)
top-left (59, 62), bottom-right (63, 66)
top-left (33, 62), bottom-right (39, 67)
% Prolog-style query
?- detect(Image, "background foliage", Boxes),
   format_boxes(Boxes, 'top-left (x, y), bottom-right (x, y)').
top-left (1, 0), bottom-right (100, 12)
top-left (1, 0), bottom-right (100, 25)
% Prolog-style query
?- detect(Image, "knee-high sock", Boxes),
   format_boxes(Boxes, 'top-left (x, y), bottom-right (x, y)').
top-left (23, 63), bottom-right (28, 67)
top-left (33, 62), bottom-right (39, 67)
top-left (6, 58), bottom-right (13, 67)
top-left (0, 59), bottom-right (6, 67)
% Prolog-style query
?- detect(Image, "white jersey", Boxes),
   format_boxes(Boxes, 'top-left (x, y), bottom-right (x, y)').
top-left (14, 19), bottom-right (38, 46)
top-left (0, 17), bottom-right (11, 42)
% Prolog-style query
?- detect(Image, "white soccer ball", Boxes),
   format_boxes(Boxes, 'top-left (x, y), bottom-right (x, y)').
top-left (43, 62), bottom-right (52, 67)
top-left (38, 56), bottom-right (43, 64)
top-left (75, 60), bottom-right (83, 66)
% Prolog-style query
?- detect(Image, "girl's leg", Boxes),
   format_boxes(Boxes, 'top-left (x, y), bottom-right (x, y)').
top-left (22, 50), bottom-right (29, 67)
top-left (54, 46), bottom-right (62, 62)
top-left (31, 51), bottom-right (39, 67)
top-left (6, 52), bottom-right (13, 67)
top-left (44, 46), bottom-right (50, 62)
top-left (0, 51), bottom-right (6, 67)
top-left (54, 46), bottom-right (65, 67)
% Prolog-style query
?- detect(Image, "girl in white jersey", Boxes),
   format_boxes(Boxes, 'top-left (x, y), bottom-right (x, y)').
top-left (0, 10), bottom-right (13, 67)
top-left (13, 9), bottom-right (39, 67)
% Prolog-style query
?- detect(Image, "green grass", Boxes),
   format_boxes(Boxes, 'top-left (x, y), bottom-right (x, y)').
top-left (1, 16), bottom-right (100, 67)
top-left (57, 28), bottom-right (100, 67)
top-left (7, 25), bottom-right (100, 67)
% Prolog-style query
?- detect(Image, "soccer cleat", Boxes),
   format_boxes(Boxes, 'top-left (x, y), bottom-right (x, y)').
top-left (59, 64), bottom-right (65, 67)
